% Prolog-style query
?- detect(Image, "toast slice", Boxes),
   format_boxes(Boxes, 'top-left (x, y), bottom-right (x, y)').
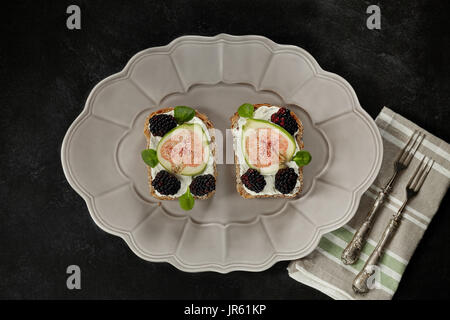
top-left (231, 103), bottom-right (304, 199)
top-left (144, 107), bottom-right (217, 200)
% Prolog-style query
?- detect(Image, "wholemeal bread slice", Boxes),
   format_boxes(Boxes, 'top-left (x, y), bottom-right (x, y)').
top-left (231, 103), bottom-right (304, 199)
top-left (144, 107), bottom-right (217, 200)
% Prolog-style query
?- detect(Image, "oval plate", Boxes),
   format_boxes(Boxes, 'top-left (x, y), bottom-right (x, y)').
top-left (61, 34), bottom-right (382, 273)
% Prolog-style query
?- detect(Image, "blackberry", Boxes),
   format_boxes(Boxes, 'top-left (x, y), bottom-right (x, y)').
top-left (241, 169), bottom-right (266, 193)
top-left (189, 174), bottom-right (216, 197)
top-left (152, 170), bottom-right (181, 195)
top-left (149, 114), bottom-right (177, 137)
top-left (275, 168), bottom-right (298, 194)
top-left (270, 107), bottom-right (298, 136)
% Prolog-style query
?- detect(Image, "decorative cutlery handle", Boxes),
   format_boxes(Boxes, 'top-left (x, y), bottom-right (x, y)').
top-left (352, 217), bottom-right (400, 294)
top-left (341, 189), bottom-right (388, 265)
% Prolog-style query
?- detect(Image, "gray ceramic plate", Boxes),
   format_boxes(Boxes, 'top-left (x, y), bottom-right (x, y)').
top-left (61, 34), bottom-right (382, 272)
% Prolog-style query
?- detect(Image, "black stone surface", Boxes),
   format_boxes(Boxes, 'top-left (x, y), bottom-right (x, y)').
top-left (1, 0), bottom-right (449, 299)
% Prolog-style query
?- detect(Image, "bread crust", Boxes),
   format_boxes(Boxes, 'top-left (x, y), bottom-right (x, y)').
top-left (144, 107), bottom-right (217, 200)
top-left (231, 104), bottom-right (304, 199)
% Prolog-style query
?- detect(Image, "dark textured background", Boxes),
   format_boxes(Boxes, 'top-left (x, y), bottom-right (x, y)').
top-left (1, 0), bottom-right (449, 299)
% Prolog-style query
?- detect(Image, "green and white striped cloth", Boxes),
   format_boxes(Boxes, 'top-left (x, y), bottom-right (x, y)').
top-left (288, 107), bottom-right (450, 300)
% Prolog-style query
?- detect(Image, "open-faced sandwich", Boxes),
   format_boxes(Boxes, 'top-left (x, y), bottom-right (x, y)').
top-left (231, 103), bottom-right (311, 199)
top-left (142, 106), bottom-right (217, 210)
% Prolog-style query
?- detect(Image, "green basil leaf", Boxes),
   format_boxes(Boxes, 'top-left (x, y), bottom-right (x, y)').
top-left (141, 149), bottom-right (159, 168)
top-left (179, 188), bottom-right (195, 211)
top-left (238, 103), bottom-right (254, 118)
top-left (293, 150), bottom-right (312, 167)
top-left (174, 106), bottom-right (195, 124)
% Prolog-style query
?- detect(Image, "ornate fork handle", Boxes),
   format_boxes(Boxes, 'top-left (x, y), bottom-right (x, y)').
top-left (341, 186), bottom-right (391, 265)
top-left (352, 216), bottom-right (400, 293)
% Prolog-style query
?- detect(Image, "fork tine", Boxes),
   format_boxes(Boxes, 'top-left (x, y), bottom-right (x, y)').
top-left (404, 133), bottom-right (425, 166)
top-left (414, 158), bottom-right (434, 192)
top-left (407, 155), bottom-right (426, 189)
top-left (397, 130), bottom-right (418, 162)
top-left (414, 157), bottom-right (430, 189)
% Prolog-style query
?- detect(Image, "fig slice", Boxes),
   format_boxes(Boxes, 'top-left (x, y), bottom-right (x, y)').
top-left (241, 119), bottom-right (296, 175)
top-left (156, 123), bottom-right (210, 176)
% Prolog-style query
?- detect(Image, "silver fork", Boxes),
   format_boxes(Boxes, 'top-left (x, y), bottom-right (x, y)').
top-left (341, 131), bottom-right (425, 265)
top-left (352, 156), bottom-right (434, 294)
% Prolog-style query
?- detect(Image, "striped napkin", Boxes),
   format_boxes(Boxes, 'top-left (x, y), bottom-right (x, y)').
top-left (288, 107), bottom-right (450, 300)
